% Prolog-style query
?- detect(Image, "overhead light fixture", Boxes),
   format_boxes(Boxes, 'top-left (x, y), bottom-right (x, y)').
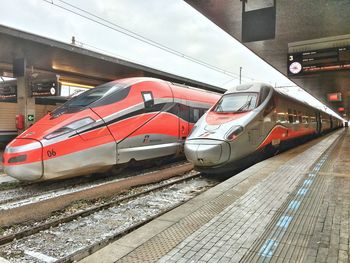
top-left (59, 81), bottom-right (94, 89)
top-left (2, 71), bottom-right (13, 78)
top-left (327, 92), bottom-right (342, 102)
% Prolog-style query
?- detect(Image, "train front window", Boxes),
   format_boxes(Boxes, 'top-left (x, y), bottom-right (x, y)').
top-left (65, 82), bottom-right (127, 108)
top-left (51, 82), bottom-right (129, 117)
top-left (213, 93), bottom-right (258, 113)
top-left (66, 87), bottom-right (112, 108)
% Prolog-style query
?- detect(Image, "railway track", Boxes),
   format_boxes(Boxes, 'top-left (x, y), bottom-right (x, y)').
top-left (0, 170), bottom-right (200, 245)
top-left (0, 162), bottom-right (194, 226)
top-left (0, 171), bottom-right (216, 262)
top-left (0, 159), bottom-right (188, 205)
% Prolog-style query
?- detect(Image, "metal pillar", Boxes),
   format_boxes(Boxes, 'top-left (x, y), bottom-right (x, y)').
top-left (15, 59), bottom-right (35, 132)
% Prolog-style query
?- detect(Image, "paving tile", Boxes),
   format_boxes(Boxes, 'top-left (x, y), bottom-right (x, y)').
top-left (338, 250), bottom-right (348, 263)
top-left (108, 131), bottom-right (349, 263)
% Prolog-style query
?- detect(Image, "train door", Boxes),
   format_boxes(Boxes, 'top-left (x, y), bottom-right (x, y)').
top-left (90, 80), bottom-right (174, 164)
top-left (169, 85), bottom-right (191, 141)
top-left (247, 116), bottom-right (264, 146)
top-left (178, 103), bottom-right (190, 140)
top-left (316, 112), bottom-right (322, 134)
top-left (115, 82), bottom-right (176, 163)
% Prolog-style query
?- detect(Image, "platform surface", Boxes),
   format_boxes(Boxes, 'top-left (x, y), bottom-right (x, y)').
top-left (81, 129), bottom-right (349, 263)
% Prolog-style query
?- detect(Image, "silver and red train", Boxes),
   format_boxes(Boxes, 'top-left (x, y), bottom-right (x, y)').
top-left (185, 82), bottom-right (343, 173)
top-left (3, 77), bottom-right (220, 181)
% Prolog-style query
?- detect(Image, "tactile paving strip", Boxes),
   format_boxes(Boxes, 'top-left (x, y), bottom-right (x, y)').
top-left (116, 131), bottom-right (343, 263)
top-left (240, 133), bottom-right (343, 262)
top-left (115, 161), bottom-right (278, 263)
top-left (157, 132), bottom-right (342, 263)
top-left (304, 131), bottom-right (350, 263)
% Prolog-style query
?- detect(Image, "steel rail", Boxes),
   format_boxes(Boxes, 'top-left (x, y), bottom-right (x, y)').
top-left (0, 170), bottom-right (200, 246)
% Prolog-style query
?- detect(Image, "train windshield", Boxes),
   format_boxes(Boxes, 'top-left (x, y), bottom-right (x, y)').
top-left (51, 82), bottom-right (129, 117)
top-left (213, 93), bottom-right (258, 113)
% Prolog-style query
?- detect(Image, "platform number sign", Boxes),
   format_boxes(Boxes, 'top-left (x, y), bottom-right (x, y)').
top-left (27, 114), bottom-right (34, 122)
top-left (288, 46), bottom-right (350, 76)
top-left (287, 53), bottom-right (303, 76)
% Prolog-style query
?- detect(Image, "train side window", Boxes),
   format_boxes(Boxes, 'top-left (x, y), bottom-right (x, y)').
top-left (298, 111), bottom-right (302, 124)
top-left (302, 114), bottom-right (308, 124)
top-left (277, 112), bottom-right (286, 123)
top-left (288, 109), bottom-right (293, 123)
top-left (190, 108), bottom-right (200, 123)
top-left (142, 91), bottom-right (154, 109)
top-left (179, 104), bottom-right (190, 122)
top-left (305, 113), bottom-right (309, 123)
top-left (263, 98), bottom-right (275, 116)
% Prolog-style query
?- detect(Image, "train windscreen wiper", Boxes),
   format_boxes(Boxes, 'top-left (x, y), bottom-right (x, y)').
top-left (236, 97), bottom-right (253, 112)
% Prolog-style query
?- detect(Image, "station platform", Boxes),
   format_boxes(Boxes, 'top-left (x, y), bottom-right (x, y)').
top-left (81, 128), bottom-right (349, 263)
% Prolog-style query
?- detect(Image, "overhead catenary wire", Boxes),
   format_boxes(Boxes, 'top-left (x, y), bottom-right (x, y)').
top-left (39, 1), bottom-right (345, 120)
top-left (71, 39), bottom-right (156, 67)
top-left (42, 0), bottom-right (259, 81)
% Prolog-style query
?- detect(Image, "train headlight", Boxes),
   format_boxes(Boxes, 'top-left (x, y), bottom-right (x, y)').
top-left (226, 125), bottom-right (244, 141)
top-left (44, 117), bottom-right (95, 140)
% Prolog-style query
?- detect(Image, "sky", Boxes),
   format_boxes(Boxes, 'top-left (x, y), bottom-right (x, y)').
top-left (0, 0), bottom-right (341, 117)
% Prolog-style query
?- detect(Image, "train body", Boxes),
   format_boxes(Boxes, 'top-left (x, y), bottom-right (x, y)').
top-left (185, 83), bottom-right (343, 173)
top-left (3, 78), bottom-right (220, 181)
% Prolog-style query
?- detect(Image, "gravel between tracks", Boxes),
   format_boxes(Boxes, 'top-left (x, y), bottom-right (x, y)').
top-left (0, 170), bottom-right (199, 239)
top-left (0, 163), bottom-right (193, 227)
top-left (0, 176), bottom-right (215, 262)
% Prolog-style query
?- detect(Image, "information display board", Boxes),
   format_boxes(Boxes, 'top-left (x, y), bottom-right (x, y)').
top-left (287, 46), bottom-right (350, 76)
top-left (0, 81), bottom-right (17, 102)
top-left (30, 80), bottom-right (60, 97)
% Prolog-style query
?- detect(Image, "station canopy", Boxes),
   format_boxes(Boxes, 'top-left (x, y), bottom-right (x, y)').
top-left (185, 0), bottom-right (350, 119)
top-left (0, 24), bottom-right (224, 93)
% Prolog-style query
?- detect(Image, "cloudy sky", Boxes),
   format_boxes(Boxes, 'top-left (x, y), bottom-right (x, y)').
top-left (0, 0), bottom-right (339, 116)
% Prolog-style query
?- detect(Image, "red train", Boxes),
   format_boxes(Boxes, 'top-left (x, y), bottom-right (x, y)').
top-left (3, 78), bottom-right (220, 181)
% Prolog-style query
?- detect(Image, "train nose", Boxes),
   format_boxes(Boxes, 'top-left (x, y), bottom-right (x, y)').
top-left (185, 139), bottom-right (230, 167)
top-left (3, 139), bottom-right (43, 181)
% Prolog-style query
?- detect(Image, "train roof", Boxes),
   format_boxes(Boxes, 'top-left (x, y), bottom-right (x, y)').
top-left (170, 82), bottom-right (222, 95)
top-left (226, 82), bottom-right (341, 119)
top-left (273, 86), bottom-right (341, 119)
top-left (103, 77), bottom-right (223, 95)
top-left (225, 82), bottom-right (271, 94)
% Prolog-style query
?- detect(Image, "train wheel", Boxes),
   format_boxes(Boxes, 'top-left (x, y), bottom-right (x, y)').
top-left (109, 164), bottom-right (127, 175)
top-left (264, 144), bottom-right (279, 157)
top-left (154, 158), bottom-right (164, 166)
